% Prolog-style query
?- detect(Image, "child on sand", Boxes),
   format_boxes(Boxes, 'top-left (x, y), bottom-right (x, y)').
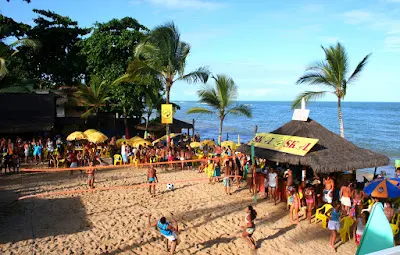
top-left (86, 161), bottom-right (96, 189)
top-left (239, 206), bottom-right (257, 250)
top-left (327, 201), bottom-right (342, 250)
top-left (353, 211), bottom-right (369, 247)
top-left (148, 214), bottom-right (179, 255)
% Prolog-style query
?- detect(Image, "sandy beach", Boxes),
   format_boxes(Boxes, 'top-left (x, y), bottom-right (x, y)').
top-left (0, 166), bottom-right (358, 255)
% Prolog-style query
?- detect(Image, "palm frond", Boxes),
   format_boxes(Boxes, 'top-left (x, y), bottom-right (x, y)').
top-left (291, 91), bottom-right (331, 109)
top-left (213, 74), bottom-right (237, 108)
top-left (0, 57), bottom-right (8, 78)
top-left (176, 66), bottom-right (210, 84)
top-left (186, 107), bottom-right (214, 115)
top-left (296, 72), bottom-right (335, 89)
top-left (347, 53), bottom-right (371, 83)
top-left (197, 86), bottom-right (220, 108)
top-left (10, 38), bottom-right (41, 56)
top-left (227, 104), bottom-right (252, 118)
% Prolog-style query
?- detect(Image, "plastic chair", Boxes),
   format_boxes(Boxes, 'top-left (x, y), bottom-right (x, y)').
top-left (391, 213), bottom-right (400, 225)
top-left (339, 216), bottom-right (355, 242)
top-left (391, 223), bottom-right (399, 236)
top-left (56, 158), bottom-right (65, 168)
top-left (114, 154), bottom-right (123, 165)
top-left (129, 156), bottom-right (138, 166)
top-left (315, 204), bottom-right (333, 228)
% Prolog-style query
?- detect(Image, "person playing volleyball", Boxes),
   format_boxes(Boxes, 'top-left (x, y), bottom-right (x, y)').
top-left (148, 214), bottom-right (179, 254)
top-left (239, 205), bottom-right (257, 250)
top-left (147, 166), bottom-right (158, 197)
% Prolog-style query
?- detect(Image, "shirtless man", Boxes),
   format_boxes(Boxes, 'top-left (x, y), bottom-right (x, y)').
top-left (147, 167), bottom-right (158, 197)
top-left (223, 160), bottom-right (232, 195)
top-left (323, 176), bottom-right (335, 204)
top-left (285, 169), bottom-right (293, 187)
top-left (184, 148), bottom-right (193, 170)
top-left (340, 182), bottom-right (352, 215)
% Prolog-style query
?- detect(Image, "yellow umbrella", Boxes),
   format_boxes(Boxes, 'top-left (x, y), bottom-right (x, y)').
top-left (132, 139), bottom-right (151, 147)
top-left (221, 140), bottom-right (237, 149)
top-left (87, 132), bottom-right (108, 144)
top-left (129, 136), bottom-right (142, 143)
top-left (66, 131), bottom-right (87, 141)
top-left (201, 139), bottom-right (215, 146)
top-left (190, 142), bottom-right (202, 148)
top-left (83, 129), bottom-right (97, 136)
top-left (116, 138), bottom-right (128, 146)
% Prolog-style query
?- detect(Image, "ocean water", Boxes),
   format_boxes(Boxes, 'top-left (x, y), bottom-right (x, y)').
top-left (174, 101), bottom-right (400, 176)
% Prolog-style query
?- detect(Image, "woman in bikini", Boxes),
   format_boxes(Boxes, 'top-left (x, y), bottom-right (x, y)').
top-left (305, 184), bottom-right (316, 223)
top-left (240, 206), bottom-right (257, 250)
top-left (86, 160), bottom-right (96, 189)
top-left (290, 187), bottom-right (300, 224)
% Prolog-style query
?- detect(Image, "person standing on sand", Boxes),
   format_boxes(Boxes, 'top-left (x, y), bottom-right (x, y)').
top-left (340, 182), bottom-right (352, 215)
top-left (327, 201), bottom-right (342, 250)
top-left (304, 184), bottom-right (316, 224)
top-left (86, 160), bottom-right (96, 189)
top-left (268, 168), bottom-right (278, 205)
top-left (351, 186), bottom-right (365, 218)
top-left (239, 206), bottom-right (257, 250)
top-left (323, 175), bottom-right (334, 204)
top-left (223, 160), bottom-right (232, 195)
top-left (147, 166), bottom-right (158, 197)
top-left (148, 214), bottom-right (179, 255)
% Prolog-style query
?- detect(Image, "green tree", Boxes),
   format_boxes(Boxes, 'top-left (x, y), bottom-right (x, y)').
top-left (118, 22), bottom-right (210, 138)
top-left (80, 17), bottom-right (149, 137)
top-left (187, 75), bottom-right (252, 140)
top-left (292, 43), bottom-right (370, 138)
top-left (73, 82), bottom-right (111, 119)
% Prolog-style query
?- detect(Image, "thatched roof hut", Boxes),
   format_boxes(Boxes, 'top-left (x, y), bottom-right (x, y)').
top-left (237, 118), bottom-right (389, 173)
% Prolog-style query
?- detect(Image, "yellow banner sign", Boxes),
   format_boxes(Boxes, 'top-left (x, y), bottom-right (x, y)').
top-left (161, 104), bottom-right (173, 124)
top-left (248, 133), bottom-right (319, 156)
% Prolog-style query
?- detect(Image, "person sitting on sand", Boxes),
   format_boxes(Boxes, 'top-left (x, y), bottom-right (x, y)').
top-left (148, 214), bottom-right (179, 255)
top-left (239, 206), bottom-right (257, 250)
top-left (86, 160), bottom-right (96, 189)
top-left (223, 160), bottom-right (232, 195)
top-left (353, 211), bottom-right (369, 247)
top-left (327, 201), bottom-right (342, 250)
top-left (304, 184), bottom-right (316, 224)
top-left (147, 166), bottom-right (158, 197)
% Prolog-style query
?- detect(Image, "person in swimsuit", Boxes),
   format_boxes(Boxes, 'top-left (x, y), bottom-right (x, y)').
top-left (323, 176), bottom-right (334, 204)
top-left (327, 201), bottom-right (342, 250)
top-left (86, 161), bottom-right (96, 189)
top-left (305, 184), bottom-right (316, 224)
top-left (240, 206), bottom-right (257, 250)
top-left (23, 142), bottom-right (29, 163)
top-left (353, 211), bottom-right (370, 247)
top-left (384, 202), bottom-right (394, 222)
top-left (290, 187), bottom-right (300, 224)
top-left (268, 168), bottom-right (278, 205)
top-left (148, 214), bottom-right (179, 255)
top-left (352, 188), bottom-right (365, 218)
top-left (340, 182), bottom-right (352, 215)
top-left (147, 167), bottom-right (158, 197)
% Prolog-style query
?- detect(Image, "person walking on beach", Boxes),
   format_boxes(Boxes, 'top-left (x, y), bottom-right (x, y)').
top-left (86, 160), bottom-right (96, 189)
top-left (223, 160), bottom-right (232, 195)
top-left (323, 175), bottom-right (334, 204)
top-left (147, 166), bottom-right (158, 197)
top-left (239, 206), bottom-right (257, 250)
top-left (148, 214), bottom-right (179, 255)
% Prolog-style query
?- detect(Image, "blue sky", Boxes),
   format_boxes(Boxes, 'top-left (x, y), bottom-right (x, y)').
top-left (2, 0), bottom-right (400, 102)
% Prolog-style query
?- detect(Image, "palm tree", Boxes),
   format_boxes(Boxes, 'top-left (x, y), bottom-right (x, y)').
top-left (292, 43), bottom-right (371, 138)
top-left (186, 75), bottom-right (252, 141)
top-left (0, 38), bottom-right (40, 79)
top-left (116, 22), bottom-right (210, 138)
top-left (74, 82), bottom-right (111, 119)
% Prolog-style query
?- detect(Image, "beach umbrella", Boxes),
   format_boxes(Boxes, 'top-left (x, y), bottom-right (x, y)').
top-left (190, 142), bottom-right (202, 148)
top-left (87, 131), bottom-right (108, 144)
top-left (152, 133), bottom-right (181, 145)
top-left (83, 129), bottom-right (97, 136)
top-left (129, 136), bottom-right (142, 143)
top-left (116, 138), bottom-right (128, 146)
top-left (201, 139), bottom-right (215, 147)
top-left (364, 178), bottom-right (400, 199)
top-left (221, 140), bottom-right (237, 149)
top-left (132, 139), bottom-right (151, 147)
top-left (66, 131), bottom-right (87, 141)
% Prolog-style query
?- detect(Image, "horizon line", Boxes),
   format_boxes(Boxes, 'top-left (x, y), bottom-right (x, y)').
top-left (173, 100), bottom-right (400, 103)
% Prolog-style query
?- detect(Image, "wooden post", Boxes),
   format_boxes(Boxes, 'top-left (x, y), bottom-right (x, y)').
top-left (373, 167), bottom-right (378, 179)
top-left (192, 119), bottom-right (195, 142)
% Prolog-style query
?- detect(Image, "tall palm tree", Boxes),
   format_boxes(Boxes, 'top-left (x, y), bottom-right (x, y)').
top-left (74, 82), bottom-right (111, 119)
top-left (116, 22), bottom-right (210, 138)
top-left (292, 43), bottom-right (371, 138)
top-left (187, 75), bottom-right (252, 141)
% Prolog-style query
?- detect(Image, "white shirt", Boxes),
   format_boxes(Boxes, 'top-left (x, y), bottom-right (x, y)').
top-left (268, 172), bottom-right (277, 187)
top-left (121, 145), bottom-right (126, 155)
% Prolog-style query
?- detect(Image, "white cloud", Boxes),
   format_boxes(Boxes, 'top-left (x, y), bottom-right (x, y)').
top-left (318, 36), bottom-right (343, 44)
top-left (384, 36), bottom-right (400, 51)
top-left (238, 88), bottom-right (276, 98)
top-left (343, 10), bottom-right (373, 24)
top-left (132, 0), bottom-right (224, 10)
top-left (183, 89), bottom-right (197, 96)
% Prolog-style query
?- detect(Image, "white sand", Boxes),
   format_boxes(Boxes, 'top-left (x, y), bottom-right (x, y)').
top-left (0, 167), bottom-right (358, 254)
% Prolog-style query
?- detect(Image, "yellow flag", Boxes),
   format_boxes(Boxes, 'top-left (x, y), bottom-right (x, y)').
top-left (161, 104), bottom-right (173, 124)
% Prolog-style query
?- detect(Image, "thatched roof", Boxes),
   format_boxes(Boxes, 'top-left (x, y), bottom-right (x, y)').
top-left (237, 118), bottom-right (389, 173)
